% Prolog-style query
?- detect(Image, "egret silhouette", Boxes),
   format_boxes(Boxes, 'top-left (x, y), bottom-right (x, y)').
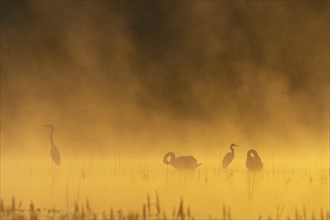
top-left (45, 125), bottom-right (61, 166)
top-left (246, 149), bottom-right (263, 171)
top-left (222, 143), bottom-right (239, 169)
top-left (163, 152), bottom-right (201, 169)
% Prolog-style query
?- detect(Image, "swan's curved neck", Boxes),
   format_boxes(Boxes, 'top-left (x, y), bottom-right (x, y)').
top-left (247, 151), bottom-right (257, 158)
top-left (163, 152), bottom-right (175, 165)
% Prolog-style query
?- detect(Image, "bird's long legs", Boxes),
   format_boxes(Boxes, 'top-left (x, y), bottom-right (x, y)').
top-left (52, 161), bottom-right (55, 217)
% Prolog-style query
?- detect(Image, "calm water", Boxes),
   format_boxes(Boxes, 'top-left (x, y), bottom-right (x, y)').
top-left (1, 157), bottom-right (329, 219)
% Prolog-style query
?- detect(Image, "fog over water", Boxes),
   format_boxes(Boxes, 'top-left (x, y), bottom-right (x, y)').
top-left (1, 1), bottom-right (329, 160)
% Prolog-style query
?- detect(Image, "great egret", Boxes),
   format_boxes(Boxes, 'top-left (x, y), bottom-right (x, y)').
top-left (44, 125), bottom-right (61, 166)
top-left (222, 143), bottom-right (239, 169)
top-left (246, 149), bottom-right (263, 171)
top-left (163, 152), bottom-right (201, 169)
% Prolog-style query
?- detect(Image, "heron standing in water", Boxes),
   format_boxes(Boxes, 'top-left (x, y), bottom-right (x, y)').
top-left (222, 143), bottom-right (239, 169)
top-left (246, 149), bottom-right (263, 171)
top-left (163, 152), bottom-right (201, 169)
top-left (45, 124), bottom-right (61, 166)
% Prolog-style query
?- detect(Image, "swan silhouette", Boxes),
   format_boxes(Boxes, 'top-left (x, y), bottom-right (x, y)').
top-left (163, 152), bottom-right (201, 169)
top-left (222, 143), bottom-right (239, 169)
top-left (45, 124), bottom-right (61, 166)
top-left (246, 149), bottom-right (263, 171)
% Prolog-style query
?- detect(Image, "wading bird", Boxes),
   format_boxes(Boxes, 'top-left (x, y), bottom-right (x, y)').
top-left (45, 124), bottom-right (61, 166)
top-left (246, 149), bottom-right (263, 171)
top-left (163, 152), bottom-right (201, 169)
top-left (222, 143), bottom-right (239, 169)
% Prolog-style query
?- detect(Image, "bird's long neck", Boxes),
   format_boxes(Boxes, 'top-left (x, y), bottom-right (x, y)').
top-left (230, 146), bottom-right (234, 154)
top-left (49, 127), bottom-right (55, 147)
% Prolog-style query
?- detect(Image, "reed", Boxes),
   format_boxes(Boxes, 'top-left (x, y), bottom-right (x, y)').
top-left (0, 195), bottom-right (329, 220)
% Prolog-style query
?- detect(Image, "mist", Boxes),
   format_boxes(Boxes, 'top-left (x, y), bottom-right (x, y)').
top-left (1, 1), bottom-right (329, 159)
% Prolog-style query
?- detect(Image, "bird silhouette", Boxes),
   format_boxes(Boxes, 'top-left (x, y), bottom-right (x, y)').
top-left (163, 152), bottom-right (201, 169)
top-left (246, 149), bottom-right (263, 171)
top-left (44, 125), bottom-right (61, 166)
top-left (222, 143), bottom-right (239, 169)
